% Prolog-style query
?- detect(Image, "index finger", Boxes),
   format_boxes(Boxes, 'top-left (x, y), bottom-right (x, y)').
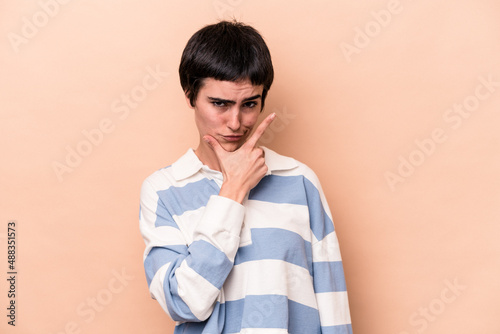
top-left (244, 112), bottom-right (276, 148)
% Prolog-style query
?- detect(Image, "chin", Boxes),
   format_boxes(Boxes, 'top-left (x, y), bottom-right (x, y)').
top-left (222, 143), bottom-right (242, 152)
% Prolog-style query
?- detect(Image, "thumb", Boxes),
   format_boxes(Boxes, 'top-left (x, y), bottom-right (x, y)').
top-left (203, 135), bottom-right (224, 155)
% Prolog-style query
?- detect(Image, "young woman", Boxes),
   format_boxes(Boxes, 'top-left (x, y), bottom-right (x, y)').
top-left (139, 21), bottom-right (352, 334)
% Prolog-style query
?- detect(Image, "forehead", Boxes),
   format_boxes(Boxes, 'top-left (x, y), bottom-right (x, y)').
top-left (199, 78), bottom-right (264, 98)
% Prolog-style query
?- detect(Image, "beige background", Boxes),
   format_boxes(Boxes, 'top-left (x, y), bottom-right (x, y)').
top-left (1, 0), bottom-right (500, 333)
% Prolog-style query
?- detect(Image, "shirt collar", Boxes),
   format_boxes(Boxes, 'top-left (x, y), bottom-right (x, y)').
top-left (261, 146), bottom-right (299, 175)
top-left (171, 147), bottom-right (299, 181)
top-left (171, 149), bottom-right (204, 181)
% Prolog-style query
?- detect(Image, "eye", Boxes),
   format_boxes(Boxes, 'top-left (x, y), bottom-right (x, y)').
top-left (243, 101), bottom-right (258, 109)
top-left (212, 101), bottom-right (227, 108)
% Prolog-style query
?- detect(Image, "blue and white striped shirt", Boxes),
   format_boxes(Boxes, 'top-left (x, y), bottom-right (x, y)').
top-left (140, 147), bottom-right (352, 333)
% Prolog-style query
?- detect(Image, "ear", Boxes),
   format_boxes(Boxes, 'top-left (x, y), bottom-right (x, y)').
top-left (184, 92), bottom-right (195, 109)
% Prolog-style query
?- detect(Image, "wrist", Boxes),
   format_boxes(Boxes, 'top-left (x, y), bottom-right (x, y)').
top-left (218, 181), bottom-right (248, 204)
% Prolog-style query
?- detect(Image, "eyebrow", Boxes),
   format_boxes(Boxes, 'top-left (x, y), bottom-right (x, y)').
top-left (208, 94), bottom-right (262, 104)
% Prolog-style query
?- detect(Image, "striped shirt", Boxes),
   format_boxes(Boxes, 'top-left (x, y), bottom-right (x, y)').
top-left (140, 147), bottom-right (352, 333)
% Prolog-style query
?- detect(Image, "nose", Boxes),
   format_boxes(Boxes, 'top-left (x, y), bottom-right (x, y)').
top-left (226, 108), bottom-right (241, 132)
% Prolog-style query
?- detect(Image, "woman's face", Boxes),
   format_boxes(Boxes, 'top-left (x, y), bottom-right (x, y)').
top-left (189, 78), bottom-right (264, 153)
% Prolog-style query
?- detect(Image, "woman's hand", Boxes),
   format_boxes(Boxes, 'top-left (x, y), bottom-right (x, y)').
top-left (203, 113), bottom-right (276, 203)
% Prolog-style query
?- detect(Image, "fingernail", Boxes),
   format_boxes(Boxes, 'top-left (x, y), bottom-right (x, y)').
top-left (270, 112), bottom-right (276, 120)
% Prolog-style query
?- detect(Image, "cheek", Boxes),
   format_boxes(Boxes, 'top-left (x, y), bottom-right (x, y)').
top-left (241, 112), bottom-right (260, 128)
top-left (195, 109), bottom-right (222, 133)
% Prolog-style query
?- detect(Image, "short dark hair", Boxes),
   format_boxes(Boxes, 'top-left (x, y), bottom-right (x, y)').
top-left (179, 21), bottom-right (274, 109)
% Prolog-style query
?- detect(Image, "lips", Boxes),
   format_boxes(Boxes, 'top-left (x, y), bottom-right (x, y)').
top-left (222, 135), bottom-right (243, 142)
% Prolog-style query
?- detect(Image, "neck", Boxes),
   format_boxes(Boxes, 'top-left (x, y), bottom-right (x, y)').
top-left (194, 141), bottom-right (221, 172)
